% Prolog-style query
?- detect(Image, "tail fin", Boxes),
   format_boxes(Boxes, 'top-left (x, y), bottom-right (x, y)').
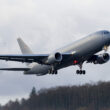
top-left (17, 38), bottom-right (33, 54)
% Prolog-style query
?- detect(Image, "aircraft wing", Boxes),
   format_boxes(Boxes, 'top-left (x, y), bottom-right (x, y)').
top-left (0, 53), bottom-right (73, 64)
top-left (0, 54), bottom-right (48, 63)
top-left (0, 68), bottom-right (30, 71)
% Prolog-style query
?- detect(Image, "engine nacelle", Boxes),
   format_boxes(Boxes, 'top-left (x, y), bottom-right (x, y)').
top-left (94, 53), bottom-right (109, 64)
top-left (46, 52), bottom-right (62, 64)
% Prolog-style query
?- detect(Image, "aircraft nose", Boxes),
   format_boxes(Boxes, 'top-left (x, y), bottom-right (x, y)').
top-left (103, 31), bottom-right (110, 45)
top-left (107, 32), bottom-right (110, 44)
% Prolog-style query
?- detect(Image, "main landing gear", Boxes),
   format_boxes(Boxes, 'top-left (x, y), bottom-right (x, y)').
top-left (48, 70), bottom-right (58, 75)
top-left (76, 63), bottom-right (86, 75)
top-left (48, 66), bottom-right (58, 75)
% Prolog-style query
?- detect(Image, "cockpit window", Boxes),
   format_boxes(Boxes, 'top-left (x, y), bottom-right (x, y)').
top-left (104, 31), bottom-right (109, 34)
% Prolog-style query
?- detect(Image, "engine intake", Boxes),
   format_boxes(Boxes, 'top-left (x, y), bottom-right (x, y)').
top-left (46, 52), bottom-right (62, 64)
top-left (94, 53), bottom-right (109, 64)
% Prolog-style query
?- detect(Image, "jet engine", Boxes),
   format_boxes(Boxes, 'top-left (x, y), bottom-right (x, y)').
top-left (94, 53), bottom-right (109, 64)
top-left (46, 52), bottom-right (62, 64)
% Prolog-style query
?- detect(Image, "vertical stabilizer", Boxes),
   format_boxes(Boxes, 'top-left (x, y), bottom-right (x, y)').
top-left (17, 38), bottom-right (33, 54)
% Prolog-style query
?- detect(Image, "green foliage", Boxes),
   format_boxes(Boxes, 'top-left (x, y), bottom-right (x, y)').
top-left (1, 82), bottom-right (110, 110)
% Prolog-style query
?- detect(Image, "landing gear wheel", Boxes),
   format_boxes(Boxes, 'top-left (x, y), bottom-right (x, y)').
top-left (52, 71), bottom-right (55, 75)
top-left (76, 70), bottom-right (86, 75)
top-left (80, 70), bottom-right (82, 74)
top-left (76, 70), bottom-right (80, 74)
top-left (48, 70), bottom-right (51, 74)
top-left (55, 71), bottom-right (58, 75)
top-left (82, 70), bottom-right (86, 74)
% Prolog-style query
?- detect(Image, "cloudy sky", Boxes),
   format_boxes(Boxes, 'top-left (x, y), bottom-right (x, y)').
top-left (0, 0), bottom-right (110, 105)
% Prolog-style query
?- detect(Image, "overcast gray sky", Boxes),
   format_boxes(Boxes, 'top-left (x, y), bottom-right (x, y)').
top-left (0, 0), bottom-right (110, 105)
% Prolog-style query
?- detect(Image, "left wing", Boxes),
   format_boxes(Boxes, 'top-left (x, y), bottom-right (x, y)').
top-left (0, 53), bottom-right (74, 64)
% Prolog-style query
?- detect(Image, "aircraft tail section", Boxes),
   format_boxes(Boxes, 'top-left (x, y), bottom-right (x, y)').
top-left (17, 38), bottom-right (33, 54)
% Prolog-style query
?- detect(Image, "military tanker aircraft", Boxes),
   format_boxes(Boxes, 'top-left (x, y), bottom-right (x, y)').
top-left (0, 30), bottom-right (110, 76)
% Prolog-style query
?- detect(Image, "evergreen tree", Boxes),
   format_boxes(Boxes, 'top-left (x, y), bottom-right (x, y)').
top-left (29, 87), bottom-right (36, 98)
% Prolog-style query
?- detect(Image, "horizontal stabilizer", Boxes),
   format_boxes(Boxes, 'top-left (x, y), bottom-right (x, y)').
top-left (0, 68), bottom-right (30, 71)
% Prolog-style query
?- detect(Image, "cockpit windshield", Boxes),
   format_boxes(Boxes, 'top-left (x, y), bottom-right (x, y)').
top-left (103, 31), bottom-right (109, 34)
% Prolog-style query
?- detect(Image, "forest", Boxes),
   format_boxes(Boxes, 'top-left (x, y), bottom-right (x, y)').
top-left (0, 81), bottom-right (110, 110)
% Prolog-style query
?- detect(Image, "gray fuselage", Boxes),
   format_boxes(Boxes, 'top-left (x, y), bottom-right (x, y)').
top-left (26, 30), bottom-right (110, 75)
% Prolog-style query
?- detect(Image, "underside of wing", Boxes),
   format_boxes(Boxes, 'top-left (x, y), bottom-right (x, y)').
top-left (0, 68), bottom-right (30, 71)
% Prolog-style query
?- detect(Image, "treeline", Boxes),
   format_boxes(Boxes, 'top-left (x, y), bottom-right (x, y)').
top-left (1, 81), bottom-right (110, 110)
